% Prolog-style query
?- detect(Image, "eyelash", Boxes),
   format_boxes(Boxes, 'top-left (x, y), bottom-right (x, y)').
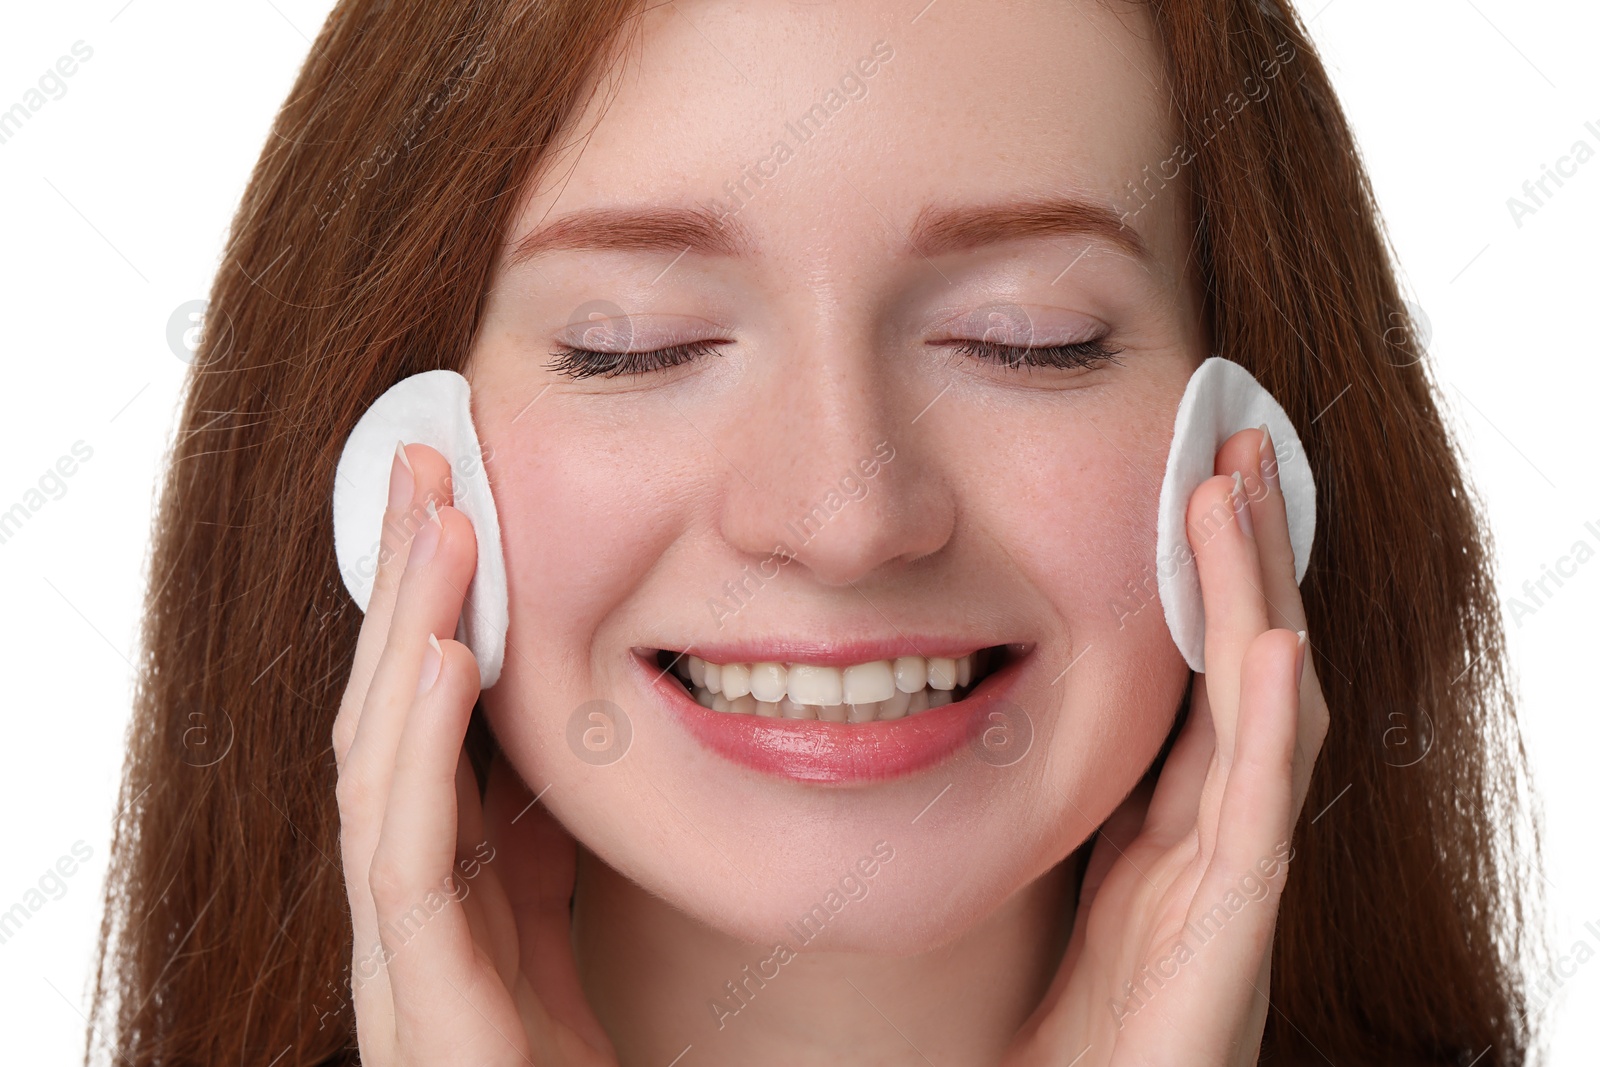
top-left (546, 339), bottom-right (725, 380)
top-left (545, 335), bottom-right (1125, 380)
top-left (948, 336), bottom-right (1126, 372)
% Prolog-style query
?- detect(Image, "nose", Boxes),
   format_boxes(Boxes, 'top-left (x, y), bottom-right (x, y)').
top-left (716, 334), bottom-right (955, 588)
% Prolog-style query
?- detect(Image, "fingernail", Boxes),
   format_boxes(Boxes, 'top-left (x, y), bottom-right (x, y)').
top-left (408, 499), bottom-right (442, 569)
top-left (388, 441), bottom-right (414, 511)
top-left (1294, 630), bottom-right (1308, 684)
top-left (1258, 424), bottom-right (1280, 494)
top-left (1231, 470), bottom-right (1255, 539)
top-left (417, 632), bottom-right (443, 693)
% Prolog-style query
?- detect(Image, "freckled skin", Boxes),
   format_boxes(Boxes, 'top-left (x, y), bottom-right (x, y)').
top-left (462, 0), bottom-right (1206, 1058)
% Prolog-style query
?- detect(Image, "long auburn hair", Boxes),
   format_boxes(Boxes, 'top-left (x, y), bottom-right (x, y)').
top-left (86, 1), bottom-right (1545, 1063)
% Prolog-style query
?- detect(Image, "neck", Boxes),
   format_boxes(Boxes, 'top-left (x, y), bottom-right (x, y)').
top-left (572, 847), bottom-right (1077, 1067)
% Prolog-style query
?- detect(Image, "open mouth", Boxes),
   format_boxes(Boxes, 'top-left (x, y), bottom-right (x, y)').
top-left (652, 646), bottom-right (1009, 725)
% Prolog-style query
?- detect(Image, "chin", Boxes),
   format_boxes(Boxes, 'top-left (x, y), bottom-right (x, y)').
top-left (660, 856), bottom-right (1059, 957)
top-left (571, 764), bottom-right (1090, 955)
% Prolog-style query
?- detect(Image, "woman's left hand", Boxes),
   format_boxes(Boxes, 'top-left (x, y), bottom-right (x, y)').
top-left (1004, 425), bottom-right (1330, 1066)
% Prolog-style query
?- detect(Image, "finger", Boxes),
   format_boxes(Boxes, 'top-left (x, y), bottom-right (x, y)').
top-left (334, 492), bottom-right (476, 1044)
top-left (1216, 426), bottom-right (1306, 634)
top-left (1074, 775), bottom-right (1154, 918)
top-left (333, 442), bottom-right (457, 769)
top-left (484, 755), bottom-right (618, 1060)
top-left (1204, 628), bottom-right (1301, 885)
top-left (1027, 779), bottom-right (1155, 1030)
top-left (1186, 468), bottom-right (1270, 765)
top-left (371, 637), bottom-right (475, 947)
top-left (1141, 680), bottom-right (1216, 847)
top-left (370, 637), bottom-right (518, 1057)
top-left (448, 744), bottom-right (516, 981)
top-left (341, 501), bottom-right (478, 827)
top-left (1224, 426), bottom-right (1330, 821)
top-left (1184, 628), bottom-right (1301, 981)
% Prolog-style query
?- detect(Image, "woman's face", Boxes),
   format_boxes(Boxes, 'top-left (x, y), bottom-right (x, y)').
top-left (464, 0), bottom-right (1205, 951)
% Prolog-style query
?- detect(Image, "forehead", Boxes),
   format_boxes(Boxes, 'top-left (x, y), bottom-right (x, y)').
top-left (512, 0), bottom-right (1183, 277)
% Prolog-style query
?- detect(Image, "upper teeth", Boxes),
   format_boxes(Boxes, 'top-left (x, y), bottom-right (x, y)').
top-left (672, 652), bottom-right (984, 722)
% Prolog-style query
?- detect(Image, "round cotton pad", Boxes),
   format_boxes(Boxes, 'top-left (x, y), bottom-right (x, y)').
top-left (1155, 357), bottom-right (1316, 673)
top-left (332, 370), bottom-right (509, 688)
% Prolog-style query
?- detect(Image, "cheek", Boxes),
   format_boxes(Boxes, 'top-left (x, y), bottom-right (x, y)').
top-left (959, 387), bottom-right (1190, 815)
top-left (483, 414), bottom-right (682, 682)
top-left (973, 398), bottom-right (1172, 645)
top-left (473, 409), bottom-right (696, 793)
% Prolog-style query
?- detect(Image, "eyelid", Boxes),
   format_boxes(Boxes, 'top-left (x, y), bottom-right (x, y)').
top-left (931, 304), bottom-right (1111, 348)
top-left (562, 319), bottom-right (632, 348)
top-left (556, 313), bottom-right (731, 352)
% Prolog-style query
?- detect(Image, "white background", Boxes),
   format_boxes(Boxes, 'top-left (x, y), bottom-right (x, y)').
top-left (1, 1), bottom-right (1595, 1062)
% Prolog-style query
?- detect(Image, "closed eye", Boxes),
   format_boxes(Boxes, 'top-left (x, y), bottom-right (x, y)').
top-left (948, 336), bottom-right (1125, 371)
top-left (544, 334), bottom-right (1126, 380)
top-left (545, 339), bottom-right (727, 380)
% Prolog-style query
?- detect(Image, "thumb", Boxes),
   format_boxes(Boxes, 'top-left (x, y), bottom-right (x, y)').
top-left (1076, 776), bottom-right (1155, 916)
top-left (482, 754), bottom-right (615, 1059)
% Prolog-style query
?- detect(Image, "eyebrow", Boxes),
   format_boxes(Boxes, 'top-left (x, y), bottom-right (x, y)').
top-left (508, 204), bottom-right (755, 265)
top-left (907, 197), bottom-right (1151, 263)
top-left (506, 196), bottom-right (1150, 267)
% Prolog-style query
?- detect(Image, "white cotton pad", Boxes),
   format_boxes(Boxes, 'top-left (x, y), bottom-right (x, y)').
top-left (1155, 357), bottom-right (1316, 673)
top-left (332, 370), bottom-right (509, 688)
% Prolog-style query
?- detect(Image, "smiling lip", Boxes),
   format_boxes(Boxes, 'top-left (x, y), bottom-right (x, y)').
top-left (657, 638), bottom-right (1006, 668)
top-left (634, 643), bottom-right (1029, 784)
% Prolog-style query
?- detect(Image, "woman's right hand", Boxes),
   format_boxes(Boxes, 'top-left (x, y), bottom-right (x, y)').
top-left (330, 442), bottom-right (618, 1066)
